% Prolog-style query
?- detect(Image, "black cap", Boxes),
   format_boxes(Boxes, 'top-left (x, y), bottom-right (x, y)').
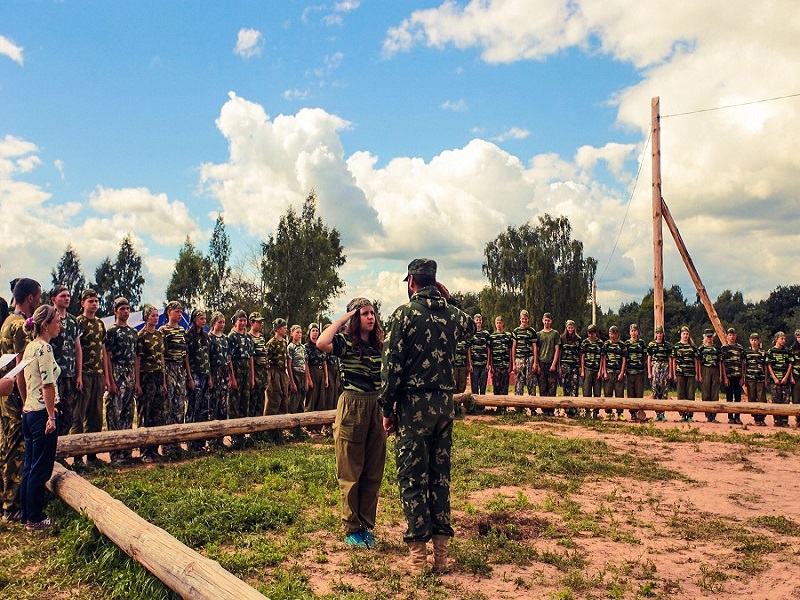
top-left (403, 258), bottom-right (437, 281)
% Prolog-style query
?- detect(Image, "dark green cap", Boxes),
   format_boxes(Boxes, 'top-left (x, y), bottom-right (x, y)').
top-left (403, 258), bottom-right (437, 281)
top-left (248, 311), bottom-right (264, 322)
top-left (273, 317), bottom-right (287, 329)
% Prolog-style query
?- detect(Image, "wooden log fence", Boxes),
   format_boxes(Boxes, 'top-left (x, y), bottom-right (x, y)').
top-left (57, 410), bottom-right (336, 458)
top-left (455, 394), bottom-right (800, 417)
top-left (46, 462), bottom-right (267, 600)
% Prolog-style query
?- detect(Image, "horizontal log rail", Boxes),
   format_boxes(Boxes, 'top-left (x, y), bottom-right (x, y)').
top-left (46, 463), bottom-right (267, 599)
top-left (57, 411), bottom-right (336, 458)
top-left (454, 393), bottom-right (800, 416)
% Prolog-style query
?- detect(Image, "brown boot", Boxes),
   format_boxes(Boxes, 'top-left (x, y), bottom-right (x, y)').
top-left (431, 534), bottom-right (451, 573)
top-left (402, 541), bottom-right (429, 575)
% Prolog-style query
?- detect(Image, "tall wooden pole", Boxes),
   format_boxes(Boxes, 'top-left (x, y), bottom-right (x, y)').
top-left (661, 199), bottom-right (726, 341)
top-left (651, 97), bottom-right (665, 331)
top-left (591, 279), bottom-right (597, 325)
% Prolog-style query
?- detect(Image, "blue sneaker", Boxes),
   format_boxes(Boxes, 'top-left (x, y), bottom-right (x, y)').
top-left (345, 530), bottom-right (368, 548)
top-left (361, 530), bottom-right (377, 549)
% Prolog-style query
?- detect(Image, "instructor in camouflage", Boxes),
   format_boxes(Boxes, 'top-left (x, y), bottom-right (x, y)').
top-left (381, 258), bottom-right (475, 575)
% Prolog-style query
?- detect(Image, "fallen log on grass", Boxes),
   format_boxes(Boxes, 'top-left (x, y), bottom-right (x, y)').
top-left (46, 462), bottom-right (266, 600)
top-left (57, 410), bottom-right (336, 458)
top-left (454, 394), bottom-right (800, 417)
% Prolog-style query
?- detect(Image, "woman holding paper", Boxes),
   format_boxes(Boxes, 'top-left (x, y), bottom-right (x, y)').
top-left (20, 304), bottom-right (62, 530)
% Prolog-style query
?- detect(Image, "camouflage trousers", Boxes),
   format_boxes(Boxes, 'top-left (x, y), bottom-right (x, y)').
top-left (453, 366), bottom-right (468, 394)
top-left (561, 363), bottom-right (580, 417)
top-left (514, 356), bottom-right (536, 395)
top-left (747, 380), bottom-right (767, 424)
top-left (305, 364), bottom-right (326, 413)
top-left (209, 366), bottom-right (229, 422)
top-left (289, 370), bottom-right (306, 414)
top-left (470, 365), bottom-right (488, 395)
top-left (56, 375), bottom-right (78, 436)
top-left (251, 364), bottom-right (267, 418)
top-left (0, 389), bottom-right (23, 511)
top-left (492, 367), bottom-right (510, 396)
top-left (772, 382), bottom-right (791, 426)
top-left (326, 363), bottom-right (341, 410)
top-left (105, 364), bottom-right (135, 461)
top-left (137, 371), bottom-right (166, 458)
top-left (163, 362), bottom-right (187, 453)
top-left (395, 390), bottom-right (455, 542)
top-left (228, 359), bottom-right (251, 420)
top-left (651, 361), bottom-right (670, 400)
top-left (187, 373), bottom-right (210, 450)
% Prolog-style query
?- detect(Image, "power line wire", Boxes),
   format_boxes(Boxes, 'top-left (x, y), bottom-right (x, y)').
top-left (596, 131), bottom-right (651, 285)
top-left (661, 92), bottom-right (800, 119)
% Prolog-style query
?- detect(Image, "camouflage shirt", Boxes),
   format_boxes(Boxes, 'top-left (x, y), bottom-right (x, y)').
top-left (512, 326), bottom-right (537, 359)
top-left (454, 340), bottom-right (468, 368)
top-left (50, 312), bottom-right (80, 377)
top-left (580, 337), bottom-right (603, 370)
top-left (646, 340), bottom-right (672, 363)
top-left (720, 343), bottom-right (745, 377)
top-left (208, 333), bottom-right (232, 370)
top-left (186, 329), bottom-right (210, 375)
top-left (250, 332), bottom-right (268, 365)
top-left (791, 345), bottom-right (800, 377)
top-left (305, 341), bottom-right (327, 366)
top-left (288, 341), bottom-right (306, 372)
top-left (560, 336), bottom-right (582, 366)
top-left (766, 346), bottom-right (792, 380)
top-left (603, 339), bottom-right (627, 373)
top-left (744, 347), bottom-right (766, 382)
top-left (76, 314), bottom-right (106, 376)
top-left (136, 329), bottom-right (164, 374)
top-left (672, 342), bottom-right (698, 377)
top-left (265, 336), bottom-right (288, 370)
top-left (626, 339), bottom-right (647, 375)
top-left (489, 331), bottom-right (514, 370)
top-left (159, 324), bottom-right (187, 364)
top-left (331, 332), bottom-right (381, 393)
top-left (467, 330), bottom-right (490, 367)
top-left (0, 312), bottom-right (30, 378)
top-left (380, 286), bottom-right (476, 417)
top-left (697, 344), bottom-right (720, 368)
top-left (228, 331), bottom-right (254, 360)
top-left (105, 323), bottom-right (137, 367)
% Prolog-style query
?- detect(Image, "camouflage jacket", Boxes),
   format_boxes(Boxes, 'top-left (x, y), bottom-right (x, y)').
top-left (380, 285), bottom-right (476, 417)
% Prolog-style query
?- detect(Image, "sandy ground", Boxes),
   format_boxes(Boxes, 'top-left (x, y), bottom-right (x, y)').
top-left (295, 415), bottom-right (800, 599)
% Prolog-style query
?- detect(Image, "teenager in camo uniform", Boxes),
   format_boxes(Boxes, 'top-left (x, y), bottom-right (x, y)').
top-left (536, 312), bottom-right (560, 416)
top-left (511, 310), bottom-right (537, 398)
top-left (488, 316), bottom-right (513, 400)
top-left (559, 320), bottom-right (581, 417)
top-left (697, 328), bottom-right (721, 423)
top-left (74, 289), bottom-right (107, 464)
top-left (159, 301), bottom-right (191, 457)
top-left (135, 305), bottom-right (166, 462)
top-left (647, 326), bottom-right (672, 422)
top-left (103, 297), bottom-right (138, 463)
top-left (601, 325), bottom-right (627, 420)
top-left (672, 326), bottom-right (699, 422)
top-left (228, 310), bottom-right (254, 447)
top-left (580, 324), bottom-right (603, 418)
top-left (48, 285), bottom-right (82, 436)
top-left (744, 333), bottom-right (767, 426)
top-left (207, 312), bottom-right (234, 448)
top-left (467, 314), bottom-right (490, 396)
top-left (766, 331), bottom-right (793, 427)
top-left (720, 327), bottom-right (746, 425)
top-left (186, 309), bottom-right (211, 451)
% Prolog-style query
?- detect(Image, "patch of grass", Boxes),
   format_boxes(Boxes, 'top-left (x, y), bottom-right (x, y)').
top-left (750, 515), bottom-right (800, 536)
top-left (697, 563), bottom-right (728, 593)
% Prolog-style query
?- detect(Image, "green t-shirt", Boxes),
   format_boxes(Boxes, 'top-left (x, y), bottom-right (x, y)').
top-left (265, 336), bottom-right (288, 370)
top-left (0, 312), bottom-right (30, 378)
top-left (250, 332), bottom-right (268, 365)
top-left (697, 344), bottom-right (720, 368)
top-left (209, 333), bottom-right (232, 371)
top-left (766, 346), bottom-right (792, 380)
top-left (454, 340), bottom-right (468, 367)
top-left (537, 329), bottom-right (560, 364)
top-left (646, 340), bottom-right (671, 363)
top-left (159, 324), bottom-right (187, 364)
top-left (560, 335), bottom-right (581, 367)
top-left (50, 312), bottom-right (80, 377)
top-left (228, 331), bottom-right (254, 360)
top-left (186, 329), bottom-right (210, 375)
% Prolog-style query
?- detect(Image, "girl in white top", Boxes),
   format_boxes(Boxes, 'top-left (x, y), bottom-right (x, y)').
top-left (20, 304), bottom-right (62, 529)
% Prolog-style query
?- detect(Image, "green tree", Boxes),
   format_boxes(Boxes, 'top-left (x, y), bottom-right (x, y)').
top-left (51, 244), bottom-right (86, 315)
top-left (114, 234), bottom-right (146, 309)
top-left (204, 214), bottom-right (232, 313)
top-left (92, 257), bottom-right (116, 316)
top-left (482, 214), bottom-right (597, 330)
top-left (166, 237), bottom-right (208, 309)
top-left (261, 190), bottom-right (346, 325)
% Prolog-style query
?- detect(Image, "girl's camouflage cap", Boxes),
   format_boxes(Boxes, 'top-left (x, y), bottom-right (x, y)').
top-left (403, 258), bottom-right (437, 281)
top-left (347, 297), bottom-right (372, 312)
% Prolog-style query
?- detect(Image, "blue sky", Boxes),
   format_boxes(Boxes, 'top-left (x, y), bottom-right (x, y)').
top-left (2, 1), bottom-right (799, 322)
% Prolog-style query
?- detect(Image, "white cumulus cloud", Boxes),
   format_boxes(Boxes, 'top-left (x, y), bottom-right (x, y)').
top-left (0, 35), bottom-right (23, 65)
top-left (234, 28), bottom-right (264, 59)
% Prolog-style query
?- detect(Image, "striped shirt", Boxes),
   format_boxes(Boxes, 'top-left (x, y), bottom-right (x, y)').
top-left (331, 332), bottom-right (381, 392)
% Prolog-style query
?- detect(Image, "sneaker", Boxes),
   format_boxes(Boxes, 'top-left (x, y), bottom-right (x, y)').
top-left (345, 530), bottom-right (369, 548)
top-left (605, 413), bottom-right (614, 421)
top-left (361, 530), bottom-right (377, 549)
top-left (686, 416), bottom-right (694, 423)
top-left (26, 518), bottom-right (52, 530)
top-left (617, 414), bottom-right (626, 421)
